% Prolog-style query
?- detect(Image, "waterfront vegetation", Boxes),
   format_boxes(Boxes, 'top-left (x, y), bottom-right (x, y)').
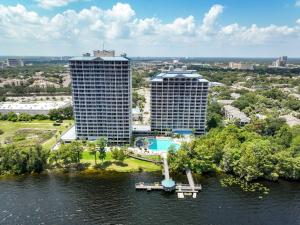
top-left (0, 135), bottom-right (160, 176)
top-left (168, 122), bottom-right (300, 182)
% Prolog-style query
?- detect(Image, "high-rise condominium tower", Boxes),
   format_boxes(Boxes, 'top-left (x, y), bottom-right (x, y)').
top-left (150, 68), bottom-right (209, 135)
top-left (69, 50), bottom-right (131, 144)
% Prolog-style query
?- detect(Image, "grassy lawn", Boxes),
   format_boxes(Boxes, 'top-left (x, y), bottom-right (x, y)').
top-left (0, 120), bottom-right (74, 150)
top-left (81, 151), bottom-right (161, 172)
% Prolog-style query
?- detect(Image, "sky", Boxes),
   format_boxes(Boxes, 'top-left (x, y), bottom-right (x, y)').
top-left (0, 0), bottom-right (300, 57)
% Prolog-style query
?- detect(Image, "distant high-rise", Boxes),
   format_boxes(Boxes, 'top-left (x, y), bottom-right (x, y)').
top-left (150, 68), bottom-right (209, 135)
top-left (273, 56), bottom-right (288, 67)
top-left (6, 58), bottom-right (24, 67)
top-left (69, 50), bottom-right (132, 144)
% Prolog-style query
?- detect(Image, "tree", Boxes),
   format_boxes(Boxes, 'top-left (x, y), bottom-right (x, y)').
top-left (48, 106), bottom-right (73, 121)
top-left (232, 93), bottom-right (258, 110)
top-left (6, 112), bottom-right (18, 122)
top-left (274, 125), bottom-right (293, 148)
top-left (95, 137), bottom-right (107, 152)
top-left (234, 139), bottom-right (275, 181)
top-left (18, 113), bottom-right (32, 121)
top-left (0, 144), bottom-right (49, 175)
top-left (27, 145), bottom-right (49, 173)
top-left (70, 141), bottom-right (83, 164)
top-left (111, 147), bottom-right (119, 161)
top-left (118, 148), bottom-right (126, 162)
top-left (56, 141), bottom-right (83, 166)
top-left (98, 148), bottom-right (106, 163)
top-left (88, 142), bottom-right (97, 165)
top-left (207, 113), bottom-right (223, 130)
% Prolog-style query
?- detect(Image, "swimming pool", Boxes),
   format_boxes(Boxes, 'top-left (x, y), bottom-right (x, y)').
top-left (148, 138), bottom-right (180, 152)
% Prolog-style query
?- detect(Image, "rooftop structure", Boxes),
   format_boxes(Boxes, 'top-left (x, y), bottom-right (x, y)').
top-left (217, 100), bottom-right (234, 105)
top-left (223, 105), bottom-right (250, 125)
top-left (69, 52), bottom-right (132, 144)
top-left (132, 108), bottom-right (142, 121)
top-left (61, 125), bottom-right (76, 143)
top-left (150, 68), bottom-right (209, 135)
top-left (280, 115), bottom-right (300, 127)
top-left (93, 50), bottom-right (115, 57)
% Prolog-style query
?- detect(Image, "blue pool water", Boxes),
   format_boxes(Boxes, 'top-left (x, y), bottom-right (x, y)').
top-left (148, 138), bottom-right (180, 151)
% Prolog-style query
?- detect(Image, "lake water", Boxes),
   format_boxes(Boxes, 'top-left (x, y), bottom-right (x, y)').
top-left (0, 172), bottom-right (300, 225)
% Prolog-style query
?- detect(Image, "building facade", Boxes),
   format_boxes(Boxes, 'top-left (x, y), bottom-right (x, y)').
top-left (229, 62), bottom-right (254, 70)
top-left (69, 52), bottom-right (132, 144)
top-left (6, 58), bottom-right (24, 67)
top-left (150, 69), bottom-right (209, 135)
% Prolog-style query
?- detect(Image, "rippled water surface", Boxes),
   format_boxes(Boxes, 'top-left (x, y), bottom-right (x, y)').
top-left (0, 172), bottom-right (300, 225)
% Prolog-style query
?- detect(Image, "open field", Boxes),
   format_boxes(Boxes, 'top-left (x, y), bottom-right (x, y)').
top-left (81, 151), bottom-right (161, 172)
top-left (0, 120), bottom-right (73, 150)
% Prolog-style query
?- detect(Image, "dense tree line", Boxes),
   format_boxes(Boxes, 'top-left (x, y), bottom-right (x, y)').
top-left (0, 84), bottom-right (71, 98)
top-left (0, 106), bottom-right (73, 122)
top-left (0, 144), bottom-right (49, 175)
top-left (49, 141), bottom-right (83, 167)
top-left (232, 88), bottom-right (300, 113)
top-left (168, 120), bottom-right (300, 181)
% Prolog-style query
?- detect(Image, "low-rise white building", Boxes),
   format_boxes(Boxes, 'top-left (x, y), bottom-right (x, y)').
top-left (280, 115), bottom-right (300, 127)
top-left (0, 100), bottom-right (71, 115)
top-left (229, 62), bottom-right (254, 70)
top-left (223, 105), bottom-right (250, 125)
top-left (132, 108), bottom-right (142, 121)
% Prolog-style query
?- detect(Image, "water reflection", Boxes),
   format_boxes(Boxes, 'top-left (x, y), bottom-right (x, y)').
top-left (0, 172), bottom-right (300, 225)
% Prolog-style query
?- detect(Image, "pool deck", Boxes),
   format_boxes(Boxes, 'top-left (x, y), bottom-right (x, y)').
top-left (147, 137), bottom-right (181, 153)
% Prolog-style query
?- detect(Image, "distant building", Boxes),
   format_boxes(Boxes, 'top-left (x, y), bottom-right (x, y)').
top-left (230, 93), bottom-right (241, 99)
top-left (150, 68), bottom-right (209, 135)
top-left (223, 105), bottom-right (250, 125)
top-left (93, 50), bottom-right (115, 57)
top-left (0, 101), bottom-right (70, 115)
top-left (280, 115), bottom-right (300, 127)
top-left (229, 62), bottom-right (254, 70)
top-left (209, 82), bottom-right (225, 87)
top-left (0, 61), bottom-right (6, 69)
top-left (69, 51), bottom-right (132, 144)
top-left (6, 58), bottom-right (24, 67)
top-left (272, 56), bottom-right (288, 68)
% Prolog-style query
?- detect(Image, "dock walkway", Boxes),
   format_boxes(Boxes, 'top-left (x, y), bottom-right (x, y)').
top-left (162, 154), bottom-right (170, 180)
top-left (185, 168), bottom-right (195, 190)
top-left (135, 153), bottom-right (202, 198)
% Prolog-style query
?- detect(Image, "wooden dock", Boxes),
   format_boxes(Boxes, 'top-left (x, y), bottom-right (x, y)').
top-left (135, 153), bottom-right (202, 198)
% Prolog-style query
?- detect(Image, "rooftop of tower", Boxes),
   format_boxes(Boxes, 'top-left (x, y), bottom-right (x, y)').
top-left (151, 68), bottom-right (208, 83)
top-left (69, 56), bottom-right (129, 61)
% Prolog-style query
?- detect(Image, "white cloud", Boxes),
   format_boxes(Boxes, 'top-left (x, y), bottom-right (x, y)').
top-left (219, 24), bottom-right (297, 45)
top-left (296, 0), bottom-right (300, 7)
top-left (201, 4), bottom-right (224, 33)
top-left (0, 3), bottom-right (299, 56)
top-left (37, 0), bottom-right (78, 9)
